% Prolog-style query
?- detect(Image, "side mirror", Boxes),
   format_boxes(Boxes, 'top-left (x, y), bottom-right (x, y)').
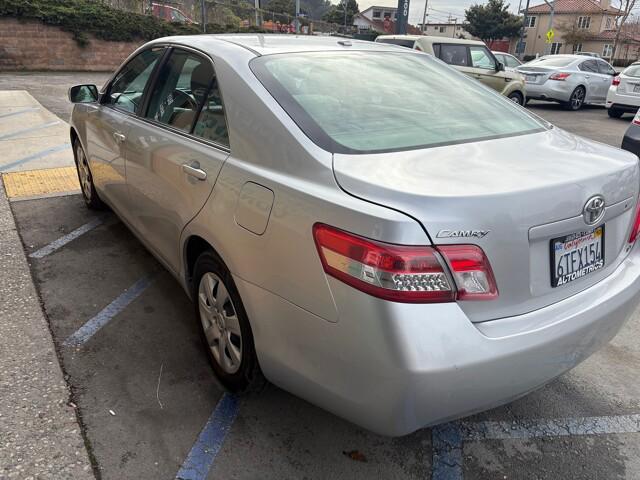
top-left (496, 61), bottom-right (505, 72)
top-left (69, 84), bottom-right (98, 103)
top-left (613, 71), bottom-right (620, 77)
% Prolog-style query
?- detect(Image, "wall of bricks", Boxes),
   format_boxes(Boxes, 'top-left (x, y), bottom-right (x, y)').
top-left (0, 18), bottom-right (143, 71)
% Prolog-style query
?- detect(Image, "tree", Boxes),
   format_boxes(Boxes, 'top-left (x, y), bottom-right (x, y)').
top-left (557, 21), bottom-right (590, 53)
top-left (322, 0), bottom-right (358, 26)
top-left (265, 0), bottom-right (296, 16)
top-left (464, 0), bottom-right (522, 43)
top-left (613, 0), bottom-right (637, 61)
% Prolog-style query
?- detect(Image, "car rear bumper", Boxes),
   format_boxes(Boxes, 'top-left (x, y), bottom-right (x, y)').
top-left (606, 87), bottom-right (640, 111)
top-left (525, 81), bottom-right (572, 102)
top-left (237, 244), bottom-right (640, 436)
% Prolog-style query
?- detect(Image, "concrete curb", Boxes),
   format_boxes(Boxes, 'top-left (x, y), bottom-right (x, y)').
top-left (0, 180), bottom-right (94, 478)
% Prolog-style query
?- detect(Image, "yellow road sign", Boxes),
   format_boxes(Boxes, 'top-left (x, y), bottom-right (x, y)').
top-left (546, 29), bottom-right (555, 44)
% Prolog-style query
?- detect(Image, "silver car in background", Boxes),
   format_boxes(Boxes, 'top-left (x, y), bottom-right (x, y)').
top-left (68, 35), bottom-right (640, 436)
top-left (517, 54), bottom-right (616, 110)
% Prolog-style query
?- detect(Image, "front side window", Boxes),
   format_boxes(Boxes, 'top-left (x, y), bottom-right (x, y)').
top-left (146, 49), bottom-right (214, 133)
top-left (251, 52), bottom-right (545, 154)
top-left (469, 46), bottom-right (496, 69)
top-left (105, 48), bottom-right (163, 113)
top-left (437, 44), bottom-right (469, 66)
top-left (578, 16), bottom-right (591, 29)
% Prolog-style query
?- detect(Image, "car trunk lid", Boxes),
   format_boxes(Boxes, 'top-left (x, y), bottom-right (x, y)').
top-left (333, 128), bottom-right (639, 322)
top-left (617, 73), bottom-right (640, 96)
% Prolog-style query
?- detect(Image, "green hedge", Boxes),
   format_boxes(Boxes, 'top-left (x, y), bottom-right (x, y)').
top-left (0, 0), bottom-right (270, 46)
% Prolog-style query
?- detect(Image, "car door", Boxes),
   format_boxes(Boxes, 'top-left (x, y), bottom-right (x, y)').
top-left (468, 45), bottom-right (505, 92)
top-left (578, 59), bottom-right (603, 103)
top-left (596, 60), bottom-right (617, 101)
top-left (85, 47), bottom-right (165, 215)
top-left (124, 47), bottom-right (230, 273)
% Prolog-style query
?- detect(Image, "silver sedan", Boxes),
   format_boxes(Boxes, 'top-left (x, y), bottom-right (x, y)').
top-left (68, 35), bottom-right (640, 436)
top-left (517, 54), bottom-right (616, 110)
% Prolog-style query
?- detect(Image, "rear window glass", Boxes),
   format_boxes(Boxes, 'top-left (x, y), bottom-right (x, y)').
top-left (624, 64), bottom-right (640, 77)
top-left (526, 56), bottom-right (575, 67)
top-left (376, 38), bottom-right (415, 48)
top-left (251, 52), bottom-right (545, 154)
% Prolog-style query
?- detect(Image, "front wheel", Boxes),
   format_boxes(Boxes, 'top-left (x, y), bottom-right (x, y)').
top-left (73, 139), bottom-right (105, 209)
top-left (507, 91), bottom-right (524, 105)
top-left (607, 107), bottom-right (624, 118)
top-left (565, 86), bottom-right (586, 111)
top-left (193, 251), bottom-right (265, 393)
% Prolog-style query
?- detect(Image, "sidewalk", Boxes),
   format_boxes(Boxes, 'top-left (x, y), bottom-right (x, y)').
top-left (0, 92), bottom-right (93, 478)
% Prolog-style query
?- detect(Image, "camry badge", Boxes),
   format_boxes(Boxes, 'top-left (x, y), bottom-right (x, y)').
top-left (583, 195), bottom-right (605, 226)
top-left (436, 229), bottom-right (490, 239)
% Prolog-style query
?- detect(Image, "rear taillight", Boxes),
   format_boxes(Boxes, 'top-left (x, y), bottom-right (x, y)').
top-left (313, 224), bottom-right (498, 303)
top-left (629, 203), bottom-right (640, 243)
top-left (549, 72), bottom-right (571, 81)
top-left (633, 110), bottom-right (640, 126)
top-left (612, 76), bottom-right (621, 86)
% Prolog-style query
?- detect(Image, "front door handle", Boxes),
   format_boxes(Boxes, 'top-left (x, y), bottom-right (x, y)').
top-left (182, 163), bottom-right (207, 181)
top-left (113, 132), bottom-right (126, 143)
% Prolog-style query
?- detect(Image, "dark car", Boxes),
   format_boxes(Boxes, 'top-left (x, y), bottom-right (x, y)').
top-left (621, 111), bottom-right (640, 156)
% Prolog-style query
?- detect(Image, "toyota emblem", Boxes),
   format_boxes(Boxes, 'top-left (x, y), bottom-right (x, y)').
top-left (583, 195), bottom-right (605, 225)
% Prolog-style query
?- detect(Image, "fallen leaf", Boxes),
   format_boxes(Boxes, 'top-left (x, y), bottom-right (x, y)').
top-left (343, 450), bottom-right (367, 462)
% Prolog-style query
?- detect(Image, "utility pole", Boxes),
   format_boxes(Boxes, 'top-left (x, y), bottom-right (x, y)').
top-left (452, 17), bottom-right (457, 37)
top-left (517, 0), bottom-right (531, 59)
top-left (543, 0), bottom-right (555, 54)
top-left (395, 0), bottom-right (409, 34)
top-left (255, 0), bottom-right (261, 27)
top-left (295, 0), bottom-right (300, 33)
top-left (343, 0), bottom-right (348, 30)
top-left (201, 0), bottom-right (206, 33)
top-left (421, 0), bottom-right (429, 33)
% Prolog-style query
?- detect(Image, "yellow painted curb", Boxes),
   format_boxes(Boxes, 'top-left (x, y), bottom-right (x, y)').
top-left (3, 166), bottom-right (80, 198)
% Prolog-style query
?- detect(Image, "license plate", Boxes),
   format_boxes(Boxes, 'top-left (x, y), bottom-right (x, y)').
top-left (550, 225), bottom-right (605, 287)
top-left (634, 84), bottom-right (640, 93)
top-left (525, 74), bottom-right (536, 83)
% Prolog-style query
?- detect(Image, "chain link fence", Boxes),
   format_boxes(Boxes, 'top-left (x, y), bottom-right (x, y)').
top-left (99, 0), bottom-right (354, 36)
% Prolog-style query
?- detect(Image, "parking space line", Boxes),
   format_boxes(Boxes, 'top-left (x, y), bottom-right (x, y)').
top-left (29, 217), bottom-right (104, 259)
top-left (63, 276), bottom-right (153, 347)
top-left (0, 107), bottom-right (39, 120)
top-left (432, 414), bottom-right (640, 480)
top-left (0, 143), bottom-right (71, 172)
top-left (175, 393), bottom-right (239, 480)
top-left (0, 120), bottom-right (60, 141)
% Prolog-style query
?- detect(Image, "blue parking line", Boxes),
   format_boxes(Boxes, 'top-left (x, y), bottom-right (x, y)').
top-left (0, 120), bottom-right (60, 141)
top-left (175, 394), bottom-right (239, 480)
top-left (431, 422), bottom-right (463, 480)
top-left (30, 217), bottom-right (103, 259)
top-left (63, 276), bottom-right (153, 347)
top-left (0, 107), bottom-right (39, 120)
top-left (0, 143), bottom-right (71, 172)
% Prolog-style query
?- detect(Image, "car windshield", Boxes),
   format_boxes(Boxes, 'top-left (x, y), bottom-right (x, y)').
top-left (251, 52), bottom-right (544, 154)
top-left (624, 64), bottom-right (640, 77)
top-left (525, 56), bottom-right (576, 67)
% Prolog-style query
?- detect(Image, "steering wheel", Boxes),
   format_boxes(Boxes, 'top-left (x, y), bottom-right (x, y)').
top-left (155, 89), bottom-right (197, 122)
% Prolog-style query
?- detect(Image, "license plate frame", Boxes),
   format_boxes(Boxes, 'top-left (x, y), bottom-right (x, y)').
top-left (550, 225), bottom-right (605, 288)
top-left (525, 74), bottom-right (536, 83)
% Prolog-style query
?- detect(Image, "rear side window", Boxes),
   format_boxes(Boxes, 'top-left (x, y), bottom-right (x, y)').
top-left (579, 60), bottom-right (598, 72)
top-left (597, 61), bottom-right (615, 75)
top-left (251, 51), bottom-right (545, 154)
top-left (192, 80), bottom-right (229, 147)
top-left (146, 49), bottom-right (213, 133)
top-left (105, 48), bottom-right (163, 114)
top-left (437, 44), bottom-right (469, 66)
top-left (376, 38), bottom-right (416, 49)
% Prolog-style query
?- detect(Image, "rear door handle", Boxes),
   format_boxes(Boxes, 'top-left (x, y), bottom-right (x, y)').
top-left (113, 132), bottom-right (126, 143)
top-left (182, 163), bottom-right (207, 181)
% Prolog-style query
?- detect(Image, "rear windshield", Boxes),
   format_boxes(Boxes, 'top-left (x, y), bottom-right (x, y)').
top-left (251, 52), bottom-right (545, 154)
top-left (624, 64), bottom-right (640, 77)
top-left (525, 56), bottom-right (575, 67)
top-left (375, 38), bottom-right (415, 48)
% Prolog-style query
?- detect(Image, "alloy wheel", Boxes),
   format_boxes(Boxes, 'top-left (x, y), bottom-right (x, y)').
top-left (571, 88), bottom-right (585, 110)
top-left (76, 144), bottom-right (92, 202)
top-left (198, 272), bottom-right (243, 374)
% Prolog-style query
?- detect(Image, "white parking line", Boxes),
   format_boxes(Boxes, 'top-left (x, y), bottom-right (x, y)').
top-left (29, 217), bottom-right (103, 259)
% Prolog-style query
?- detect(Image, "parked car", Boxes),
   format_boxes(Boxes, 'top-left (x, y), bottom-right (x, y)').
top-left (376, 35), bottom-right (527, 105)
top-left (151, 2), bottom-right (196, 24)
top-left (606, 62), bottom-right (640, 118)
top-left (68, 35), bottom-right (640, 436)
top-left (575, 52), bottom-right (601, 58)
top-left (621, 109), bottom-right (640, 155)
top-left (492, 51), bottom-right (523, 70)
top-left (517, 55), bottom-right (616, 110)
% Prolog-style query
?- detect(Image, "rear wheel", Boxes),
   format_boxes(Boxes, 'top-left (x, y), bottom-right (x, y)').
top-left (565, 86), bottom-right (586, 111)
top-left (73, 139), bottom-right (105, 210)
top-left (193, 251), bottom-right (264, 392)
top-left (507, 91), bottom-right (524, 105)
top-left (607, 107), bottom-right (624, 118)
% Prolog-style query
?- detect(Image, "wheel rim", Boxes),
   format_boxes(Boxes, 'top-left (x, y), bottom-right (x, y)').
top-left (198, 272), bottom-right (242, 374)
top-left (571, 89), bottom-right (584, 109)
top-left (509, 94), bottom-right (521, 104)
top-left (76, 145), bottom-right (92, 201)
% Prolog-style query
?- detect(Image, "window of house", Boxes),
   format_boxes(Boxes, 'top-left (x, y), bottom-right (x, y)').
top-left (574, 43), bottom-right (583, 53)
top-left (603, 44), bottom-right (613, 57)
top-left (439, 26), bottom-right (446, 33)
top-left (606, 16), bottom-right (613, 29)
top-left (550, 42), bottom-right (562, 54)
top-left (578, 16), bottom-right (591, 29)
top-left (372, 10), bottom-right (381, 18)
top-left (525, 16), bottom-right (536, 28)
top-left (516, 40), bottom-right (526, 54)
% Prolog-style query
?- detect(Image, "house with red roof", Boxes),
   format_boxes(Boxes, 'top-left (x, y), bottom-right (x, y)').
top-left (353, 5), bottom-right (423, 35)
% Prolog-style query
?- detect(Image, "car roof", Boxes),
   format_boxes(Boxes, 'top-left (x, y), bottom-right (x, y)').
top-left (377, 35), bottom-right (485, 46)
top-left (150, 34), bottom-right (404, 56)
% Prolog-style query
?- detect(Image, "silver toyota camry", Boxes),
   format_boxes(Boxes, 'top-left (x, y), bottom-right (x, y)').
top-left (517, 54), bottom-right (617, 110)
top-left (68, 35), bottom-right (640, 436)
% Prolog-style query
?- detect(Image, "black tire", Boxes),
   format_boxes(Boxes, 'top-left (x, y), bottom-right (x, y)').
top-left (73, 138), bottom-right (105, 210)
top-left (508, 91), bottom-right (524, 105)
top-left (192, 250), bottom-right (265, 393)
top-left (565, 86), bottom-right (586, 111)
top-left (608, 107), bottom-right (624, 118)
